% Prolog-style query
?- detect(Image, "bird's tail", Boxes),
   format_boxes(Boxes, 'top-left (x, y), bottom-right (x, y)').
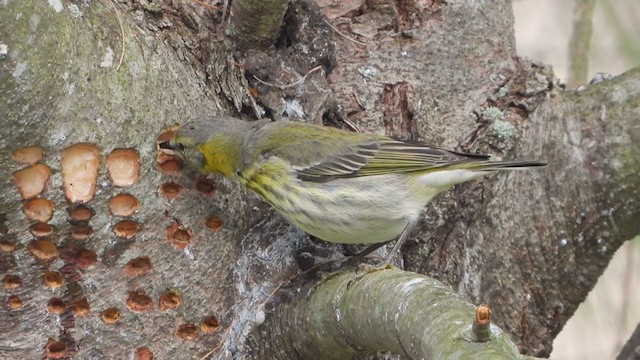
top-left (464, 160), bottom-right (548, 172)
top-left (416, 159), bottom-right (546, 189)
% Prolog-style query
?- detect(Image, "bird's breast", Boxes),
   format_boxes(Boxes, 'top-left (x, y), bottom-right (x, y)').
top-left (239, 165), bottom-right (431, 244)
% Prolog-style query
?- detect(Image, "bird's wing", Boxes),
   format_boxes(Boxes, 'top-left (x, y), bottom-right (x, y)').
top-left (351, 139), bottom-right (490, 177)
top-left (246, 122), bottom-right (489, 183)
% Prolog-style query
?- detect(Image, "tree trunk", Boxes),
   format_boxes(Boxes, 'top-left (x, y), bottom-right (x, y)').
top-left (0, 0), bottom-right (638, 359)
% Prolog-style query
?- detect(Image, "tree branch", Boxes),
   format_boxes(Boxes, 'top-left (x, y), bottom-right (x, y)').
top-left (1, 1), bottom-right (638, 358)
top-left (251, 267), bottom-right (554, 360)
top-left (568, 0), bottom-right (596, 87)
top-left (405, 63), bottom-right (640, 356)
top-left (617, 322), bottom-right (640, 360)
top-left (228, 0), bottom-right (290, 50)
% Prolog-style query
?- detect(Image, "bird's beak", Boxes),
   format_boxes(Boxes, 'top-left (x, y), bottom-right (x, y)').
top-left (159, 141), bottom-right (175, 150)
top-left (158, 140), bottom-right (186, 160)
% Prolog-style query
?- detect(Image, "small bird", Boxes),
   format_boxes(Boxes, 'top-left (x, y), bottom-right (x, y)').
top-left (163, 116), bottom-right (546, 255)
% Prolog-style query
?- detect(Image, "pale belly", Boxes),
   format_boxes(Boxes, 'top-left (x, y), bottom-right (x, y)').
top-left (292, 213), bottom-right (409, 244)
top-left (257, 174), bottom-right (435, 245)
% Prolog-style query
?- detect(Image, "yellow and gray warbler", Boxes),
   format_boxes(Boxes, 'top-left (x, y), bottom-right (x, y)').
top-left (163, 116), bottom-right (546, 252)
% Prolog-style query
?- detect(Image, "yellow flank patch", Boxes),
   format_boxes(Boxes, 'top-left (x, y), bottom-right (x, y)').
top-left (239, 158), bottom-right (292, 204)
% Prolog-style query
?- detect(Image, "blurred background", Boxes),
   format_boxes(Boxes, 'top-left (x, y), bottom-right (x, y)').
top-left (513, 1), bottom-right (640, 359)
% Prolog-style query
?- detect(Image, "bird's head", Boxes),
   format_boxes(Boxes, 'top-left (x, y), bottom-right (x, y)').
top-left (160, 116), bottom-right (252, 177)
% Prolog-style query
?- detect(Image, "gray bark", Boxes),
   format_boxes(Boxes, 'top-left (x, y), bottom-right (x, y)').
top-left (406, 65), bottom-right (640, 356)
top-left (228, 0), bottom-right (290, 50)
top-left (617, 322), bottom-right (640, 360)
top-left (0, 0), bottom-right (638, 359)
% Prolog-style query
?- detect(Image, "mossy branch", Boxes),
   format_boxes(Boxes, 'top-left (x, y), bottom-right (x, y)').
top-left (253, 267), bottom-right (554, 360)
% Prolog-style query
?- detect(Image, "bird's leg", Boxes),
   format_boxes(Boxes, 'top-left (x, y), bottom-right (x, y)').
top-left (345, 241), bottom-right (391, 263)
top-left (341, 241), bottom-right (391, 267)
top-left (342, 221), bottom-right (417, 267)
top-left (387, 220), bottom-right (417, 262)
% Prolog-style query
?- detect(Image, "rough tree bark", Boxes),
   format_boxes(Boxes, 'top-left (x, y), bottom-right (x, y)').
top-left (228, 0), bottom-right (290, 50)
top-left (617, 322), bottom-right (640, 360)
top-left (0, 1), bottom-right (638, 360)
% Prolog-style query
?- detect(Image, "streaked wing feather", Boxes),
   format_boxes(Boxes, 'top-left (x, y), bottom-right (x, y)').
top-left (247, 121), bottom-right (488, 182)
top-left (297, 139), bottom-right (489, 182)
top-left (296, 143), bottom-right (378, 181)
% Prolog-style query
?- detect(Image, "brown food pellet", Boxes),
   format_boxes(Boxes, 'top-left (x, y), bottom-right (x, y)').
top-left (171, 229), bottom-right (191, 247)
top-left (29, 222), bottom-right (54, 237)
top-left (47, 297), bottom-right (66, 314)
top-left (109, 194), bottom-right (140, 217)
top-left (113, 220), bottom-right (141, 239)
top-left (61, 143), bottom-right (100, 203)
top-left (7, 295), bottom-right (23, 310)
top-left (23, 198), bottom-right (55, 222)
top-left (69, 206), bottom-right (93, 221)
top-left (126, 290), bottom-right (153, 312)
top-left (70, 226), bottom-right (93, 241)
top-left (200, 315), bottom-right (220, 334)
top-left (11, 146), bottom-right (44, 164)
top-left (76, 249), bottom-right (98, 269)
top-left (157, 127), bottom-right (178, 144)
top-left (194, 176), bottom-right (216, 195)
top-left (3, 274), bottom-right (22, 289)
top-left (158, 291), bottom-right (182, 311)
top-left (46, 339), bottom-right (67, 359)
top-left (12, 163), bottom-right (51, 199)
top-left (136, 347), bottom-right (154, 360)
top-left (107, 149), bottom-right (141, 187)
top-left (73, 298), bottom-right (90, 317)
top-left (100, 307), bottom-right (122, 324)
top-left (176, 323), bottom-right (198, 341)
top-left (165, 222), bottom-right (192, 249)
top-left (205, 215), bottom-right (223, 232)
top-left (29, 239), bottom-right (58, 260)
top-left (0, 241), bottom-right (16, 253)
top-left (159, 182), bottom-right (182, 199)
top-left (158, 158), bottom-right (183, 175)
top-left (42, 271), bottom-right (64, 288)
top-left (124, 257), bottom-right (152, 277)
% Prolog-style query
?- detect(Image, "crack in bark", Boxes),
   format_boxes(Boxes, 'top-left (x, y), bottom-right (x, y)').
top-left (382, 82), bottom-right (416, 139)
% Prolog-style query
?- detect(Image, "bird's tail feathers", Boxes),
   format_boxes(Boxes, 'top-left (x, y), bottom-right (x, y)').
top-left (416, 160), bottom-right (546, 189)
top-left (463, 160), bottom-right (548, 172)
